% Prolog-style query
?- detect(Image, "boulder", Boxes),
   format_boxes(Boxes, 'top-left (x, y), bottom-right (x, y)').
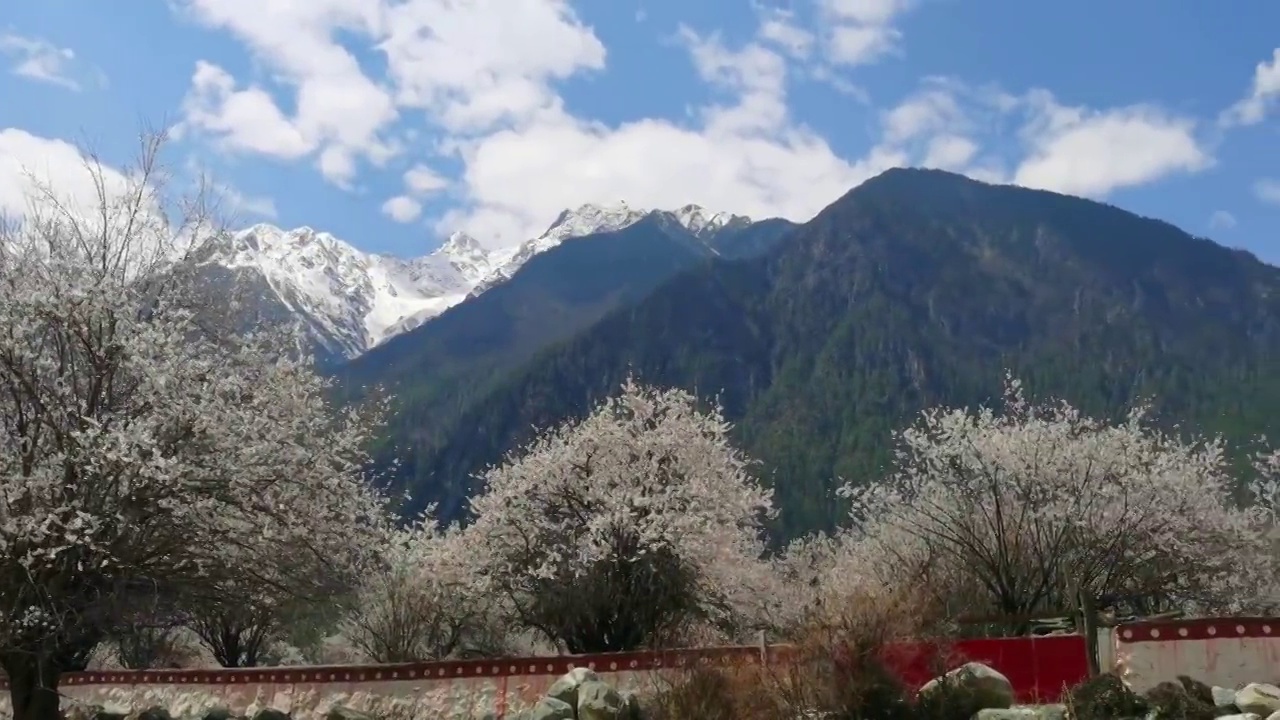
top-left (1216, 687), bottom-right (1245, 708)
top-left (526, 696), bottom-right (575, 720)
top-left (1237, 685), bottom-right (1280, 717)
top-left (577, 679), bottom-right (627, 720)
top-left (973, 708), bottom-right (1048, 720)
top-left (200, 708), bottom-right (237, 720)
top-left (99, 706), bottom-right (131, 720)
top-left (546, 666), bottom-right (601, 707)
top-left (1215, 715), bottom-right (1261, 720)
top-left (974, 708), bottom-right (1068, 720)
top-left (250, 710), bottom-right (290, 720)
top-left (65, 704), bottom-right (128, 720)
top-left (136, 707), bottom-right (174, 720)
top-left (325, 707), bottom-right (375, 720)
top-left (918, 661), bottom-right (1015, 712)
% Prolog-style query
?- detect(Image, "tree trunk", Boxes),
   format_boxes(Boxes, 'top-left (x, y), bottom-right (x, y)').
top-left (3, 651), bottom-right (62, 720)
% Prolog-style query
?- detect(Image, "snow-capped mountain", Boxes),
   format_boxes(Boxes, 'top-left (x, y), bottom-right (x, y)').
top-left (474, 202), bottom-right (751, 293)
top-left (192, 202), bottom-right (751, 360)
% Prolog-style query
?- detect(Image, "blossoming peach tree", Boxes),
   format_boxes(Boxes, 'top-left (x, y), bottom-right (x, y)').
top-left (840, 374), bottom-right (1276, 621)
top-left (344, 508), bottom-right (507, 663)
top-left (459, 378), bottom-right (778, 653)
top-left (0, 135), bottom-right (391, 720)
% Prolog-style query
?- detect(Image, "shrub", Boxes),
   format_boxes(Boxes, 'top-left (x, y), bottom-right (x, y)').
top-left (1066, 673), bottom-right (1148, 720)
top-left (643, 574), bottom-right (964, 720)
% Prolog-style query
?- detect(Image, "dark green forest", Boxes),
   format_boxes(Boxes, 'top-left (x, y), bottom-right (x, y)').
top-left (342, 168), bottom-right (1280, 540)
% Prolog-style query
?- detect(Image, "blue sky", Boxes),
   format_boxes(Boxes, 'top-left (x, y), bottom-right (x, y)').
top-left (0, 0), bottom-right (1277, 261)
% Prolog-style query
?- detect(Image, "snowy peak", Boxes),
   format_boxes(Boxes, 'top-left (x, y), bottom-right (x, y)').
top-left (539, 201), bottom-right (653, 244)
top-left (440, 230), bottom-right (483, 255)
top-left (671, 204), bottom-right (752, 237)
top-left (197, 224), bottom-right (483, 357)
top-left (535, 201), bottom-right (751, 244)
top-left (215, 224), bottom-right (357, 263)
top-left (192, 200), bottom-right (753, 359)
top-left (432, 231), bottom-right (492, 285)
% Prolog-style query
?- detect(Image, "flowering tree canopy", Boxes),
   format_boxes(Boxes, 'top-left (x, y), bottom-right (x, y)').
top-left (344, 509), bottom-right (507, 663)
top-left (462, 377), bottom-right (776, 653)
top-left (0, 134), bottom-right (390, 720)
top-left (842, 374), bottom-right (1274, 621)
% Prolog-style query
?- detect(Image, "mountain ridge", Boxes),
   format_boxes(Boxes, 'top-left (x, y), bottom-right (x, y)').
top-left (337, 214), bottom-right (800, 483)
top-left (190, 201), bottom-right (755, 360)
top-left (372, 168), bottom-right (1280, 534)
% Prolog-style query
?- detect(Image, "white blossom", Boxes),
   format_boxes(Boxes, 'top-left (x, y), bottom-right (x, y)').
top-left (0, 133), bottom-right (390, 720)
top-left (840, 373), bottom-right (1275, 618)
top-left (460, 377), bottom-right (776, 652)
top-left (344, 507), bottom-right (505, 662)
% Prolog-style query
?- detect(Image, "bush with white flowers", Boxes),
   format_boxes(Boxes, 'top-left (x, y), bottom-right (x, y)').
top-left (458, 378), bottom-right (777, 653)
top-left (0, 134), bottom-right (391, 720)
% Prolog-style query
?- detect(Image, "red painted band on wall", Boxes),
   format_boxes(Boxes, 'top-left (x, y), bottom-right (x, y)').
top-left (1115, 617), bottom-right (1279, 644)
top-left (20, 646), bottom-right (771, 688)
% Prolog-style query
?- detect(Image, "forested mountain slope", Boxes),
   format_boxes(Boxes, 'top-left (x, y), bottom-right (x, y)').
top-left (385, 168), bottom-right (1280, 536)
top-left (337, 215), bottom-right (797, 472)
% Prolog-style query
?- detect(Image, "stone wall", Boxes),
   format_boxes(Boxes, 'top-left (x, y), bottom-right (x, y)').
top-left (1113, 616), bottom-right (1280, 692)
top-left (0, 636), bottom-right (1098, 717)
top-left (4, 647), bottom-right (770, 720)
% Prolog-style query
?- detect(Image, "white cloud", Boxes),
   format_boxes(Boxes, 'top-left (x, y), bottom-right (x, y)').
top-left (0, 33), bottom-right (82, 91)
top-left (818, 0), bottom-right (911, 66)
top-left (923, 135), bottom-right (978, 170)
top-left (432, 14), bottom-right (916, 248)
top-left (867, 80), bottom-right (1211, 198)
top-left (679, 26), bottom-right (790, 135)
top-left (757, 11), bottom-right (815, 59)
top-left (869, 80), bottom-right (1004, 179)
top-left (174, 0), bottom-right (608, 187)
top-left (175, 0), bottom-right (399, 185)
top-left (0, 129), bottom-right (130, 218)
top-left (212, 182), bottom-right (278, 221)
top-left (169, 0), bottom-right (1213, 249)
top-left (1013, 101), bottom-right (1210, 197)
top-left (381, 195), bottom-right (422, 223)
top-left (378, 0), bottom-right (606, 133)
top-left (403, 164), bottom-right (448, 195)
top-left (1254, 178), bottom-right (1280, 206)
top-left (180, 61), bottom-right (315, 160)
top-left (173, 0), bottom-right (905, 247)
top-left (442, 110), bottom-right (905, 247)
top-left (0, 129), bottom-right (193, 269)
top-left (881, 85), bottom-right (968, 144)
top-left (1221, 49), bottom-right (1280, 127)
top-left (1208, 210), bottom-right (1237, 230)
